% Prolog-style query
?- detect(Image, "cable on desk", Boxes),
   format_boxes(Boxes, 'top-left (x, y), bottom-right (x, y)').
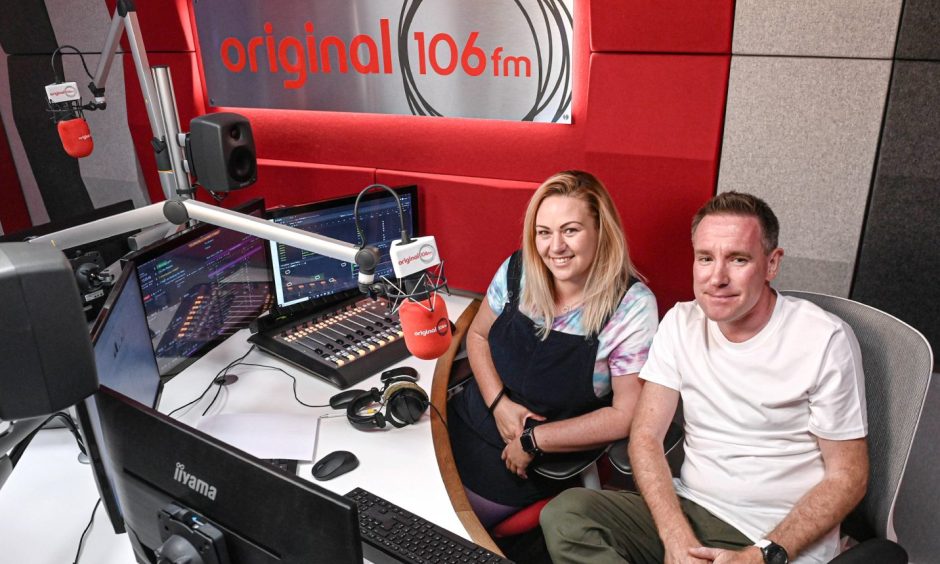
top-left (167, 346), bottom-right (256, 419)
top-left (72, 497), bottom-right (101, 564)
top-left (226, 361), bottom-right (330, 409)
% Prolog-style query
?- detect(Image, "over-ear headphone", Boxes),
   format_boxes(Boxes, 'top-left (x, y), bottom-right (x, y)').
top-left (346, 367), bottom-right (429, 430)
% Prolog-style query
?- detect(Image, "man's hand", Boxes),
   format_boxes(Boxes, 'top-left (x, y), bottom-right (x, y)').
top-left (687, 546), bottom-right (763, 563)
top-left (501, 437), bottom-right (535, 478)
top-left (492, 398), bottom-right (545, 444)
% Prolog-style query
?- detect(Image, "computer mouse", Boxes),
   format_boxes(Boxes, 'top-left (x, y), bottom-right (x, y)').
top-left (312, 450), bottom-right (359, 481)
top-left (329, 389), bottom-right (370, 410)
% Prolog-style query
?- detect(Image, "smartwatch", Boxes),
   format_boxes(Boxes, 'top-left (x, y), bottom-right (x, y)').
top-left (519, 425), bottom-right (542, 456)
top-left (755, 539), bottom-right (788, 564)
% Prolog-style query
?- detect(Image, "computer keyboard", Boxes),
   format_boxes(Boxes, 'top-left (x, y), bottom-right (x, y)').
top-left (346, 488), bottom-right (514, 564)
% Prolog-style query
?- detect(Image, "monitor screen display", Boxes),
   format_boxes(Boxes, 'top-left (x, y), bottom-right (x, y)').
top-left (268, 186), bottom-right (418, 307)
top-left (94, 388), bottom-right (362, 563)
top-left (77, 263), bottom-right (163, 533)
top-left (130, 199), bottom-right (272, 376)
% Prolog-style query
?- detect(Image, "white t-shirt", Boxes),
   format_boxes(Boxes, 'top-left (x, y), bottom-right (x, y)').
top-left (640, 293), bottom-right (867, 564)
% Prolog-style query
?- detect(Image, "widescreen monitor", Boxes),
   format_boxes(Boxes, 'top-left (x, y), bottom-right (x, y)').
top-left (267, 185), bottom-right (418, 307)
top-left (76, 263), bottom-right (163, 533)
top-left (129, 199), bottom-right (272, 376)
top-left (94, 387), bottom-right (362, 563)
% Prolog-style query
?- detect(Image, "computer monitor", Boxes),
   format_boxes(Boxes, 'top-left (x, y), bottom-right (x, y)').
top-left (94, 387), bottom-right (362, 563)
top-left (75, 263), bottom-right (163, 533)
top-left (129, 199), bottom-right (272, 376)
top-left (267, 185), bottom-right (418, 307)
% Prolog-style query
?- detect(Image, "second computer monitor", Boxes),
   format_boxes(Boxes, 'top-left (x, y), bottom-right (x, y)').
top-left (130, 199), bottom-right (272, 376)
top-left (267, 185), bottom-right (418, 307)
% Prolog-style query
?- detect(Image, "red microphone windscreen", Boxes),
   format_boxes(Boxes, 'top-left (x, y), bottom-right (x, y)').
top-left (58, 118), bottom-right (94, 158)
top-left (398, 294), bottom-right (453, 360)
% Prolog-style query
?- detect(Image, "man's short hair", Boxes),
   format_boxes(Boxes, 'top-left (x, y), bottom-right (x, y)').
top-left (691, 191), bottom-right (780, 253)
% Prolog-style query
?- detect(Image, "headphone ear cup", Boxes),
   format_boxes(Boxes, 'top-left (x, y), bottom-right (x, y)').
top-left (387, 387), bottom-right (429, 427)
top-left (346, 388), bottom-right (384, 430)
top-left (380, 366), bottom-right (419, 385)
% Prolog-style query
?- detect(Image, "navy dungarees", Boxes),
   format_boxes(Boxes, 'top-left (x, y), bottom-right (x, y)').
top-left (449, 251), bottom-right (627, 506)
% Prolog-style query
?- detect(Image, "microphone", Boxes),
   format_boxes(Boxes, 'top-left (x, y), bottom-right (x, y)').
top-left (398, 293), bottom-right (452, 360)
top-left (45, 81), bottom-right (94, 158)
top-left (388, 235), bottom-right (452, 360)
top-left (57, 117), bottom-right (94, 158)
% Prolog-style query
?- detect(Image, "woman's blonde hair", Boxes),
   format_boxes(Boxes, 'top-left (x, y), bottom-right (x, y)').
top-left (520, 170), bottom-right (636, 338)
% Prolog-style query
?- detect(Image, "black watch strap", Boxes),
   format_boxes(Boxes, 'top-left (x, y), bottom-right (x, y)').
top-left (519, 426), bottom-right (542, 456)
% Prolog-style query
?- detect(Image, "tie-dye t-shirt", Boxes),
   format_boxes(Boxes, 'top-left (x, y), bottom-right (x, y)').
top-left (486, 256), bottom-right (659, 398)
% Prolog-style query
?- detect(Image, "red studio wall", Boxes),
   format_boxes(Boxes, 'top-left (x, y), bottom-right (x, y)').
top-left (111, 0), bottom-right (734, 315)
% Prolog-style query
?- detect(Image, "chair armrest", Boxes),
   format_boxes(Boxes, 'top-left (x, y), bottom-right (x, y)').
top-left (532, 447), bottom-right (608, 480)
top-left (828, 538), bottom-right (907, 563)
top-left (608, 421), bottom-right (683, 475)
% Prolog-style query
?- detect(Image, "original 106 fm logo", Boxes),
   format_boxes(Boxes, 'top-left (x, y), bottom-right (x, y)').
top-left (213, 1), bottom-right (573, 121)
top-left (220, 20), bottom-right (537, 88)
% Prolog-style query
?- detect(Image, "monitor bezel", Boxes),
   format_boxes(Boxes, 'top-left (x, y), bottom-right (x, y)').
top-left (94, 387), bottom-right (363, 563)
top-left (79, 262), bottom-right (163, 534)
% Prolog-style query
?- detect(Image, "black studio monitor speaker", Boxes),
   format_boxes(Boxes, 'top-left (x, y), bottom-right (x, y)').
top-left (0, 244), bottom-right (98, 420)
top-left (187, 113), bottom-right (257, 192)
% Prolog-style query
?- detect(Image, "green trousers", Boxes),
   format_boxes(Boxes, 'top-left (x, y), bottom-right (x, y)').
top-left (540, 488), bottom-right (752, 564)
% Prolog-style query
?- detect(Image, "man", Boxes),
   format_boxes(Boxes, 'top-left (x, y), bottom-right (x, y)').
top-left (541, 192), bottom-right (868, 564)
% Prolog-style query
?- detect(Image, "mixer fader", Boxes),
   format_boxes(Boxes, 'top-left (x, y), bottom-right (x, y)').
top-left (249, 296), bottom-right (409, 389)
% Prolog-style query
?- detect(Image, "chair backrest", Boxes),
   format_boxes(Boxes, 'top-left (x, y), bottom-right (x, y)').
top-left (782, 291), bottom-right (933, 542)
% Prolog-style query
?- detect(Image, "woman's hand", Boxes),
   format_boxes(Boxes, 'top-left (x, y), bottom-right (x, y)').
top-left (501, 437), bottom-right (535, 478)
top-left (492, 398), bottom-right (545, 444)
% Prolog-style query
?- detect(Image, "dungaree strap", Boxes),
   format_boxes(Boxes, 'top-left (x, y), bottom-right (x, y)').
top-left (506, 250), bottom-right (524, 308)
top-left (506, 250), bottom-right (635, 340)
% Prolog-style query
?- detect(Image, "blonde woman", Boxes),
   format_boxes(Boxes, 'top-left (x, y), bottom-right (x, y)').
top-left (448, 170), bottom-right (659, 527)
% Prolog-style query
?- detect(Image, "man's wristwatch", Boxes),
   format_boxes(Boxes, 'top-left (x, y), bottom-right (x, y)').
top-left (755, 539), bottom-right (789, 564)
top-left (519, 426), bottom-right (542, 456)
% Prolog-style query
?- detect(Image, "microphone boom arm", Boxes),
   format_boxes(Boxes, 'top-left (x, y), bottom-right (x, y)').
top-left (83, 0), bottom-right (189, 201)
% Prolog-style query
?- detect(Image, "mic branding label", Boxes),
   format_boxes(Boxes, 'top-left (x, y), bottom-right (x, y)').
top-left (173, 462), bottom-right (218, 500)
top-left (397, 244), bottom-right (436, 267)
top-left (412, 317), bottom-right (450, 337)
top-left (45, 81), bottom-right (81, 103)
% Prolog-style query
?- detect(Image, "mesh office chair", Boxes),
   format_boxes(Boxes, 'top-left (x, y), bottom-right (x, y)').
top-left (782, 291), bottom-right (933, 563)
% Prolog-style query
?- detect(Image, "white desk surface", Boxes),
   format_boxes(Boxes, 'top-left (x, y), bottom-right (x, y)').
top-left (0, 294), bottom-right (473, 563)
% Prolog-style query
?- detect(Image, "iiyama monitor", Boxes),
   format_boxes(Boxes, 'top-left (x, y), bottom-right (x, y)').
top-left (267, 185), bottom-right (418, 308)
top-left (94, 387), bottom-right (361, 563)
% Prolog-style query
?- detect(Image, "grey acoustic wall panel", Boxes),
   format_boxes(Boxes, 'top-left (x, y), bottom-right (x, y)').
top-left (852, 60), bottom-right (940, 374)
top-left (717, 56), bottom-right (891, 296)
top-left (732, 0), bottom-right (902, 58)
top-left (63, 53), bottom-right (150, 209)
top-left (44, 0), bottom-right (114, 53)
top-left (895, 0), bottom-right (940, 60)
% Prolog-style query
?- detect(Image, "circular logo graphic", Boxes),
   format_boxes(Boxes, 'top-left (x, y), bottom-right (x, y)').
top-left (435, 317), bottom-right (450, 336)
top-left (418, 244), bottom-right (436, 264)
top-left (398, 0), bottom-right (573, 122)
